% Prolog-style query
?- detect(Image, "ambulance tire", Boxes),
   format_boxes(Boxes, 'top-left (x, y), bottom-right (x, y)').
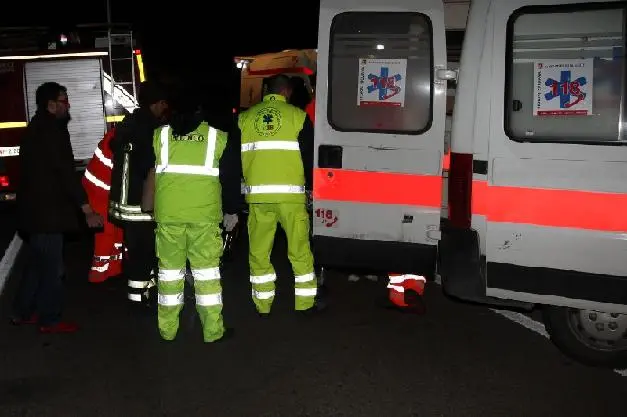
top-left (542, 306), bottom-right (627, 369)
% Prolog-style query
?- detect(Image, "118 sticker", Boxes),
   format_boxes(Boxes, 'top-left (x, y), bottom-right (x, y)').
top-left (314, 208), bottom-right (338, 228)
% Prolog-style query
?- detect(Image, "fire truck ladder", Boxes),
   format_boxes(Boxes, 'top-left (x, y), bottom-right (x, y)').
top-left (104, 0), bottom-right (138, 110)
top-left (103, 27), bottom-right (139, 114)
top-left (107, 29), bottom-right (138, 104)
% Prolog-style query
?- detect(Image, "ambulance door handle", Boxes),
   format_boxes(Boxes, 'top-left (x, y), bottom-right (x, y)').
top-left (512, 100), bottom-right (522, 112)
top-left (318, 145), bottom-right (343, 169)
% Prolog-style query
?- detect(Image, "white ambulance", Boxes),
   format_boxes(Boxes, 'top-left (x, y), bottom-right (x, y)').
top-left (313, 0), bottom-right (627, 368)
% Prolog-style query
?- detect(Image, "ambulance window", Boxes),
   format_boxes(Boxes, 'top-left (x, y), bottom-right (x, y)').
top-left (505, 4), bottom-right (626, 144)
top-left (328, 12), bottom-right (432, 134)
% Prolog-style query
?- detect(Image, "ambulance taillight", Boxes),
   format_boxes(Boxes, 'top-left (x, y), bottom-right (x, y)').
top-left (447, 152), bottom-right (473, 229)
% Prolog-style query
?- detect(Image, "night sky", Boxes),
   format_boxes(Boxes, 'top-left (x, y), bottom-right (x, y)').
top-left (1, 1), bottom-right (320, 73)
top-left (1, 1), bottom-right (320, 126)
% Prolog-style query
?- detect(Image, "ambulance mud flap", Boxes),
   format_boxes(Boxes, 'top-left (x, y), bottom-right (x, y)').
top-left (438, 219), bottom-right (532, 310)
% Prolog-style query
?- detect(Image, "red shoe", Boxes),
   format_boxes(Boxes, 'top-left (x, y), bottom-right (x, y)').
top-left (39, 321), bottom-right (79, 334)
top-left (10, 314), bottom-right (38, 326)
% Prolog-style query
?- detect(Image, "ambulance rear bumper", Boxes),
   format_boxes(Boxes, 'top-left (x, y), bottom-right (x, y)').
top-left (312, 235), bottom-right (437, 279)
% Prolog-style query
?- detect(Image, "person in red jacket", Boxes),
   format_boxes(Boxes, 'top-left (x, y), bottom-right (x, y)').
top-left (305, 73), bottom-right (316, 123)
top-left (82, 128), bottom-right (125, 283)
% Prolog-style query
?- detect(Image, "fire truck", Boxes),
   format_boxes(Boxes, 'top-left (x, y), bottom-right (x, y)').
top-left (0, 24), bottom-right (146, 201)
top-left (313, 0), bottom-right (627, 368)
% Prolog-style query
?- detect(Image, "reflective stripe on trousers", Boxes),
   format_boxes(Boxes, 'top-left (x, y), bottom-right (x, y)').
top-left (127, 277), bottom-right (156, 302)
top-left (156, 222), bottom-right (225, 342)
top-left (247, 203), bottom-right (316, 313)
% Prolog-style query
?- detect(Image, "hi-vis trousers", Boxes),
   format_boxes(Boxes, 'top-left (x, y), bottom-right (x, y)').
top-left (156, 222), bottom-right (224, 342)
top-left (248, 203), bottom-right (317, 314)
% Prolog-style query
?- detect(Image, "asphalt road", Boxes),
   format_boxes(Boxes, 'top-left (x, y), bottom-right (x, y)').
top-left (0, 226), bottom-right (625, 417)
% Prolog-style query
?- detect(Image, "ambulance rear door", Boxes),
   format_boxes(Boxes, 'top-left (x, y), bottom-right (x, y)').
top-left (484, 0), bottom-right (627, 313)
top-left (313, 0), bottom-right (450, 276)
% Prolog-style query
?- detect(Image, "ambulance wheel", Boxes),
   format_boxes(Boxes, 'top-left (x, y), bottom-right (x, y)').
top-left (542, 306), bottom-right (627, 369)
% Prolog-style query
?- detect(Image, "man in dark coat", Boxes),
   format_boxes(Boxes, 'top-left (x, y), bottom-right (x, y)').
top-left (11, 81), bottom-right (103, 333)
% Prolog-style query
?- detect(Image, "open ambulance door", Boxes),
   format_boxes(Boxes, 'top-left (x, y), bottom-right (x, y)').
top-left (479, 0), bottom-right (627, 367)
top-left (312, 0), bottom-right (452, 277)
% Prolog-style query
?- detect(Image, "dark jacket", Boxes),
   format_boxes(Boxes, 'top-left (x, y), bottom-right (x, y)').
top-left (17, 110), bottom-right (87, 233)
top-left (170, 112), bottom-right (242, 215)
top-left (108, 108), bottom-right (163, 225)
top-left (298, 116), bottom-right (314, 191)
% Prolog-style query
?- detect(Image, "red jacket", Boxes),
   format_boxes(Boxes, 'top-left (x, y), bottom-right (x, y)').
top-left (82, 128), bottom-right (116, 215)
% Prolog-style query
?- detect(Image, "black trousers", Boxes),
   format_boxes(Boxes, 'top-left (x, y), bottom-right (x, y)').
top-left (123, 221), bottom-right (157, 301)
top-left (13, 233), bottom-right (65, 326)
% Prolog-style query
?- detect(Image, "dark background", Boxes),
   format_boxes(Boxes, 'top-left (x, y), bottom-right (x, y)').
top-left (0, 1), bottom-right (321, 128)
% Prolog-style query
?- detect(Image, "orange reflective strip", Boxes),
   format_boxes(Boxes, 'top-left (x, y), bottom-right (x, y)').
top-left (314, 168), bottom-right (442, 207)
top-left (472, 180), bottom-right (627, 232)
top-left (442, 152), bottom-right (450, 170)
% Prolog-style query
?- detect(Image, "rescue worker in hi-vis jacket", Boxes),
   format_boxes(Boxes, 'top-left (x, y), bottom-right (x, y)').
top-left (82, 128), bottom-right (124, 283)
top-left (236, 74), bottom-right (318, 317)
top-left (109, 81), bottom-right (169, 306)
top-left (144, 96), bottom-right (241, 343)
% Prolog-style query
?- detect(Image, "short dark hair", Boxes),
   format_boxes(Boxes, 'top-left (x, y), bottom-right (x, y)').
top-left (138, 81), bottom-right (168, 107)
top-left (265, 74), bottom-right (292, 94)
top-left (172, 84), bottom-right (201, 115)
top-left (35, 82), bottom-right (67, 110)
